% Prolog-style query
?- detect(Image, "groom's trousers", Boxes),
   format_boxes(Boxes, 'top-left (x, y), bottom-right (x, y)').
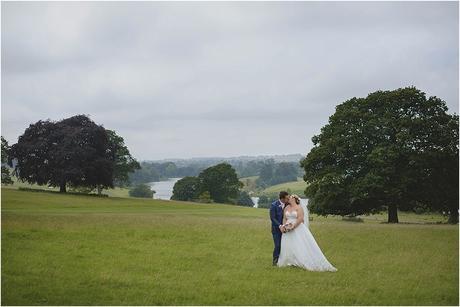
top-left (272, 231), bottom-right (282, 260)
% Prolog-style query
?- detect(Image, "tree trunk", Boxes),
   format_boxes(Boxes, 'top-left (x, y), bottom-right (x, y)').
top-left (448, 210), bottom-right (459, 224)
top-left (97, 186), bottom-right (102, 196)
top-left (59, 182), bottom-right (66, 193)
top-left (388, 204), bottom-right (399, 223)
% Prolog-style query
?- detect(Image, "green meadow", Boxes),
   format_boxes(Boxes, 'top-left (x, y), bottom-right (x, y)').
top-left (1, 188), bottom-right (458, 305)
top-left (5, 178), bottom-right (132, 198)
top-left (260, 179), bottom-right (307, 196)
top-left (240, 176), bottom-right (307, 196)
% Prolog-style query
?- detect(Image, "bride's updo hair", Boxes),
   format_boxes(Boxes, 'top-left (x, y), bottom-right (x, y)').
top-left (291, 194), bottom-right (301, 204)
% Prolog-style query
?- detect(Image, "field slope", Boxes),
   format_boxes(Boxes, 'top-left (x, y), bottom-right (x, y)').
top-left (1, 189), bottom-right (458, 305)
top-left (260, 179), bottom-right (307, 196)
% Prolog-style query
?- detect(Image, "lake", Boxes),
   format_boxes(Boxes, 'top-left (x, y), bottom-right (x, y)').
top-left (148, 178), bottom-right (182, 200)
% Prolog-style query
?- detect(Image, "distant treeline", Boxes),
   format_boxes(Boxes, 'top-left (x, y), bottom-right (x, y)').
top-left (129, 161), bottom-right (202, 184)
top-left (129, 158), bottom-right (303, 186)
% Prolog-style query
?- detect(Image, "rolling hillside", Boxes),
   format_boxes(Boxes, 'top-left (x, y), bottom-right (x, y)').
top-left (260, 179), bottom-right (307, 197)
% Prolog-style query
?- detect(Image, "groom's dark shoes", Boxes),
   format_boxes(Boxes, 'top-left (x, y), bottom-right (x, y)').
top-left (272, 257), bottom-right (279, 266)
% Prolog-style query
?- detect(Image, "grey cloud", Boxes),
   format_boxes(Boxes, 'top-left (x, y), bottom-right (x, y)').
top-left (1, 1), bottom-right (458, 160)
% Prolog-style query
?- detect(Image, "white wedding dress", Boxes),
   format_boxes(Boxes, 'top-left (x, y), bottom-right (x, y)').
top-left (278, 210), bottom-right (337, 272)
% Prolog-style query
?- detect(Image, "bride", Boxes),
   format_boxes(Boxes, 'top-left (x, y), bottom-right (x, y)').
top-left (277, 195), bottom-right (337, 272)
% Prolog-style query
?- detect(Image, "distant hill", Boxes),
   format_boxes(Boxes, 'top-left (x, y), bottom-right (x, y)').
top-left (145, 154), bottom-right (303, 166)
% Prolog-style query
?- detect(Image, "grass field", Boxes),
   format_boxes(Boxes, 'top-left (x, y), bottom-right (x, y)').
top-left (1, 189), bottom-right (458, 305)
top-left (3, 178), bottom-right (132, 198)
top-left (260, 179), bottom-right (307, 197)
top-left (240, 176), bottom-right (307, 197)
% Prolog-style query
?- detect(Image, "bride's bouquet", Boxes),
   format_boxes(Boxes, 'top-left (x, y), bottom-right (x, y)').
top-left (282, 223), bottom-right (294, 232)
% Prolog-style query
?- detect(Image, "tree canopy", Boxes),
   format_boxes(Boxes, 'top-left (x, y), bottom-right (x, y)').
top-left (198, 163), bottom-right (242, 203)
top-left (171, 176), bottom-right (202, 201)
top-left (9, 115), bottom-right (139, 193)
top-left (172, 163), bottom-right (243, 205)
top-left (106, 130), bottom-right (140, 188)
top-left (301, 87), bottom-right (459, 223)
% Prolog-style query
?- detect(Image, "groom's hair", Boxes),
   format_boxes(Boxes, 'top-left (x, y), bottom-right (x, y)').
top-left (279, 191), bottom-right (289, 199)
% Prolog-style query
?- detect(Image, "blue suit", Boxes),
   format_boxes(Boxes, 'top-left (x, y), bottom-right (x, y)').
top-left (270, 200), bottom-right (284, 261)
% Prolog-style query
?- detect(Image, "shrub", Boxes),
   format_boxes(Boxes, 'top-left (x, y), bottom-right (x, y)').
top-left (129, 184), bottom-right (154, 198)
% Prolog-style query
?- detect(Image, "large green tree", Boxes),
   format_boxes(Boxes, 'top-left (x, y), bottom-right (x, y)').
top-left (172, 164), bottom-right (246, 205)
top-left (10, 115), bottom-right (113, 193)
top-left (9, 115), bottom-right (138, 194)
top-left (106, 130), bottom-right (140, 189)
top-left (198, 163), bottom-right (242, 203)
top-left (417, 114), bottom-right (459, 223)
top-left (301, 87), bottom-right (459, 223)
top-left (171, 176), bottom-right (202, 201)
top-left (10, 116), bottom-right (139, 194)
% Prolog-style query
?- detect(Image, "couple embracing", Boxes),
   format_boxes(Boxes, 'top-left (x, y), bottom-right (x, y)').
top-left (270, 191), bottom-right (337, 271)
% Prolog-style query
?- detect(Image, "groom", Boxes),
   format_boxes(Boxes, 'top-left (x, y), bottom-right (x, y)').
top-left (270, 191), bottom-right (290, 266)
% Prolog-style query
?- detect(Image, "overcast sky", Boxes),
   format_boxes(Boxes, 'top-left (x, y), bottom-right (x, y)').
top-left (1, 2), bottom-right (458, 160)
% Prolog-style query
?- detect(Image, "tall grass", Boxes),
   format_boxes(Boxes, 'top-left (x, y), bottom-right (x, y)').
top-left (2, 189), bottom-right (458, 305)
